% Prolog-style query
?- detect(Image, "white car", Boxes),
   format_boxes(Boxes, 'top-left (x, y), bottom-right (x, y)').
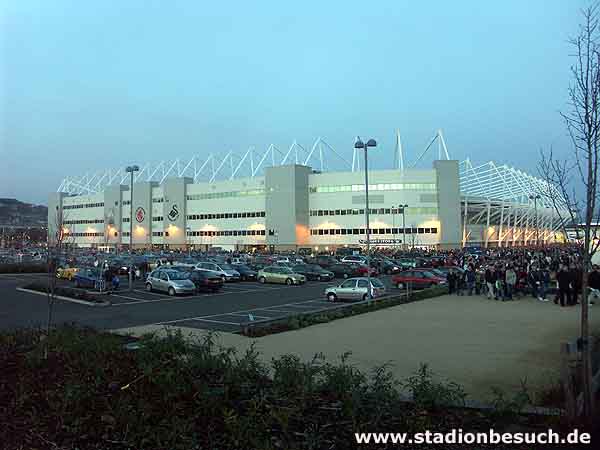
top-left (194, 261), bottom-right (241, 281)
top-left (341, 255), bottom-right (367, 264)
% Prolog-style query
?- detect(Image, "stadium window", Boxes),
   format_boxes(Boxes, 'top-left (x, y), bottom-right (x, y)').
top-left (385, 208), bottom-right (391, 214)
top-left (431, 227), bottom-right (438, 234)
top-left (424, 228), bottom-right (431, 233)
top-left (335, 229), bottom-right (341, 235)
top-left (341, 229), bottom-right (347, 235)
top-left (359, 209), bottom-right (365, 214)
top-left (385, 228), bottom-right (392, 234)
top-left (317, 210), bottom-right (323, 216)
top-left (318, 229), bottom-right (324, 235)
top-left (418, 228), bottom-right (424, 234)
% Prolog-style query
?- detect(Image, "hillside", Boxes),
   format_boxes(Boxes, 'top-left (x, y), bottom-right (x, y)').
top-left (0, 198), bottom-right (47, 227)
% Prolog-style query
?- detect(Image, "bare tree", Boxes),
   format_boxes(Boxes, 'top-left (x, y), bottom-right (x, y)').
top-left (540, 4), bottom-right (600, 420)
top-left (46, 207), bottom-right (73, 344)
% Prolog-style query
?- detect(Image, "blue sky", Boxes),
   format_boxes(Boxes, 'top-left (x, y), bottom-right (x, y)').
top-left (0, 0), bottom-right (581, 204)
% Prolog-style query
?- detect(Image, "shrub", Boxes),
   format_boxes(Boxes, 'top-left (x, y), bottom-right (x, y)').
top-left (0, 262), bottom-right (48, 273)
top-left (404, 363), bottom-right (467, 411)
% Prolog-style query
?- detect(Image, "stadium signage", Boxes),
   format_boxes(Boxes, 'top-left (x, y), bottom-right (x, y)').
top-left (135, 207), bottom-right (145, 223)
top-left (358, 239), bottom-right (401, 244)
top-left (168, 205), bottom-right (180, 221)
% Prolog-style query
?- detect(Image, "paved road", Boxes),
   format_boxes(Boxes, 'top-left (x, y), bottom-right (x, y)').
top-left (0, 273), bottom-right (401, 332)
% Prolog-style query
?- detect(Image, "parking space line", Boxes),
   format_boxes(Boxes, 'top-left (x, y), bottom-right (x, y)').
top-left (134, 289), bottom-right (170, 298)
top-left (280, 304), bottom-right (320, 309)
top-left (225, 313), bottom-right (271, 319)
top-left (187, 318), bottom-right (242, 326)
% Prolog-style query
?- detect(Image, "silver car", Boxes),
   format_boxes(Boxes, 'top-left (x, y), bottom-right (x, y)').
top-left (324, 277), bottom-right (386, 302)
top-left (194, 262), bottom-right (241, 281)
top-left (146, 269), bottom-right (196, 296)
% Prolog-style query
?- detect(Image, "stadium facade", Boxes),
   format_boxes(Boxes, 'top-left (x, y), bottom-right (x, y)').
top-left (48, 131), bottom-right (570, 251)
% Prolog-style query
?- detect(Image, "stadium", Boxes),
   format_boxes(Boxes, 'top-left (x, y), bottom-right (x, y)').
top-left (48, 130), bottom-right (570, 251)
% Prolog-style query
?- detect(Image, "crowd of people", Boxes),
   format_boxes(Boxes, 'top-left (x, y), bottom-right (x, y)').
top-left (441, 245), bottom-right (597, 307)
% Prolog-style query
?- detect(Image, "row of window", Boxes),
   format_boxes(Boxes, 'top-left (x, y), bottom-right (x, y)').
top-left (152, 216), bottom-right (164, 222)
top-left (69, 232), bottom-right (104, 237)
top-left (122, 200), bottom-right (131, 206)
top-left (187, 211), bottom-right (266, 220)
top-left (310, 227), bottom-right (438, 236)
top-left (63, 202), bottom-right (104, 210)
top-left (122, 218), bottom-right (130, 223)
top-left (152, 198), bottom-right (164, 203)
top-left (310, 207), bottom-right (438, 217)
top-left (309, 183), bottom-right (436, 194)
top-left (152, 231), bottom-right (164, 237)
top-left (64, 219), bottom-right (104, 225)
top-left (186, 189), bottom-right (265, 201)
top-left (186, 229), bottom-right (267, 237)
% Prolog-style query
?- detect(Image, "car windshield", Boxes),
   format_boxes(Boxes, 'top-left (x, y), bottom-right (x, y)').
top-left (308, 265), bottom-right (323, 271)
top-left (371, 278), bottom-right (385, 288)
top-left (166, 271), bottom-right (188, 280)
top-left (220, 264), bottom-right (234, 270)
top-left (421, 271), bottom-right (438, 279)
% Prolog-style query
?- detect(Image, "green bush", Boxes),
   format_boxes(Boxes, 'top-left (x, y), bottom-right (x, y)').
top-left (0, 262), bottom-right (48, 273)
top-left (22, 281), bottom-right (104, 303)
top-left (0, 325), bottom-right (559, 450)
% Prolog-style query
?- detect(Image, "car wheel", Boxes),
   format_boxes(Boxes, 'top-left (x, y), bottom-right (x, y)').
top-left (386, 269), bottom-right (392, 275)
top-left (259, 276), bottom-right (266, 284)
top-left (221, 275), bottom-right (226, 282)
top-left (317, 275), bottom-right (321, 281)
top-left (362, 293), bottom-right (369, 301)
top-left (343, 273), bottom-right (348, 279)
top-left (285, 278), bottom-right (293, 285)
top-left (146, 283), bottom-right (152, 292)
top-left (327, 293), bottom-right (337, 302)
top-left (168, 287), bottom-right (176, 296)
top-left (396, 282), bottom-right (404, 289)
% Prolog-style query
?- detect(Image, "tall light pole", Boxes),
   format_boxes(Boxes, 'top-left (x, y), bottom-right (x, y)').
top-left (355, 137), bottom-right (377, 299)
top-left (399, 204), bottom-right (408, 251)
top-left (126, 165), bottom-right (139, 291)
top-left (529, 194), bottom-right (540, 247)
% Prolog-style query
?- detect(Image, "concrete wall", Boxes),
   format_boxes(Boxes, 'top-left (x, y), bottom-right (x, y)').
top-left (265, 165), bottom-right (311, 247)
top-left (129, 182), bottom-right (156, 246)
top-left (434, 160), bottom-right (462, 248)
top-left (162, 177), bottom-right (192, 247)
top-left (104, 185), bottom-right (126, 246)
top-left (47, 192), bottom-right (65, 246)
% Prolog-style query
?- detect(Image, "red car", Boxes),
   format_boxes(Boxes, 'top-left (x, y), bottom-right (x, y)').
top-left (392, 270), bottom-right (446, 290)
top-left (354, 263), bottom-right (378, 277)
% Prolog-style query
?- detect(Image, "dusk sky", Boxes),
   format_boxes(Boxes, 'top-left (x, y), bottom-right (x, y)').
top-left (1, 0), bottom-right (581, 205)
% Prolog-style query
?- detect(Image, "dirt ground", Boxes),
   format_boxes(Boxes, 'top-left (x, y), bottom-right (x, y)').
top-left (114, 293), bottom-right (600, 403)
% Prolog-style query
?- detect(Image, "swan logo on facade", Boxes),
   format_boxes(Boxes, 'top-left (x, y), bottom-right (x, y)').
top-left (135, 207), bottom-right (145, 223)
top-left (168, 205), bottom-right (179, 221)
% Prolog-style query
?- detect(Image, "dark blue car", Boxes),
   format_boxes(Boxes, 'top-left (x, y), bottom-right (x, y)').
top-left (74, 268), bottom-right (102, 289)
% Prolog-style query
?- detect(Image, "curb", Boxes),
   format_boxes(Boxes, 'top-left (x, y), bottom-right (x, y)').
top-left (16, 287), bottom-right (111, 307)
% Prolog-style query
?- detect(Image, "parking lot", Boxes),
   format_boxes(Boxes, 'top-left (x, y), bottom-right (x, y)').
top-left (0, 273), bottom-right (402, 332)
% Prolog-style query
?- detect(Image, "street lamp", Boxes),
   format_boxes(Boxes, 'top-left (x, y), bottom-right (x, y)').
top-left (398, 204), bottom-right (408, 251)
top-left (529, 194), bottom-right (541, 247)
top-left (126, 165), bottom-right (139, 291)
top-left (355, 137), bottom-right (377, 299)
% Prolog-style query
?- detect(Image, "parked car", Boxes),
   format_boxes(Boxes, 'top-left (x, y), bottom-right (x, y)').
top-left (328, 263), bottom-right (363, 279)
top-left (56, 266), bottom-right (78, 281)
top-left (371, 258), bottom-right (401, 274)
top-left (145, 269), bottom-right (196, 296)
top-left (310, 255), bottom-right (339, 268)
top-left (73, 268), bottom-right (101, 289)
top-left (391, 270), bottom-right (447, 290)
top-left (257, 266), bottom-right (306, 285)
top-left (434, 266), bottom-right (464, 278)
top-left (231, 264), bottom-right (257, 281)
top-left (340, 255), bottom-right (367, 264)
top-left (186, 270), bottom-right (224, 293)
top-left (395, 258), bottom-right (417, 269)
top-left (291, 264), bottom-right (334, 281)
top-left (194, 262), bottom-right (241, 281)
top-left (324, 277), bottom-right (386, 302)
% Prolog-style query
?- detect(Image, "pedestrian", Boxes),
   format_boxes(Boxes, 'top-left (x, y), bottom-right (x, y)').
top-left (556, 264), bottom-right (572, 307)
top-left (505, 265), bottom-right (517, 300)
top-left (588, 265), bottom-right (600, 306)
top-left (464, 266), bottom-right (475, 296)
top-left (448, 269), bottom-right (457, 295)
top-left (484, 266), bottom-right (497, 300)
top-left (112, 273), bottom-right (120, 291)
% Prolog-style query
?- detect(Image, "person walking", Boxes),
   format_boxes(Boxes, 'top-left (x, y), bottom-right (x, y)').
top-left (556, 264), bottom-right (572, 307)
top-left (588, 265), bottom-right (600, 306)
top-left (464, 266), bottom-right (475, 296)
top-left (484, 266), bottom-right (497, 300)
top-left (505, 265), bottom-right (517, 300)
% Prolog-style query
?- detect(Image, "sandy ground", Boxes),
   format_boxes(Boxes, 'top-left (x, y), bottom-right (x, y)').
top-left (113, 294), bottom-right (600, 402)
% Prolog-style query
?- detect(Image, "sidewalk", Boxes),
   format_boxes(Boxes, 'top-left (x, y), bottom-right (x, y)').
top-left (113, 294), bottom-right (599, 402)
